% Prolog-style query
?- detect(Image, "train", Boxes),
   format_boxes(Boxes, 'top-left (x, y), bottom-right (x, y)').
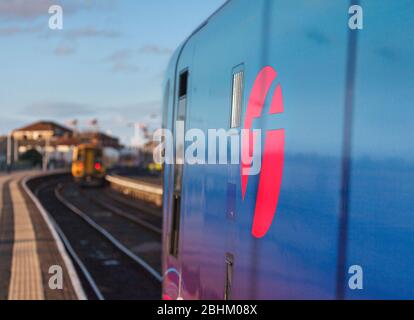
top-left (161, 0), bottom-right (414, 299)
top-left (72, 144), bottom-right (106, 186)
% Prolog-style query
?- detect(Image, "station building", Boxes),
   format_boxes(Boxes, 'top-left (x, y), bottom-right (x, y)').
top-left (9, 121), bottom-right (121, 168)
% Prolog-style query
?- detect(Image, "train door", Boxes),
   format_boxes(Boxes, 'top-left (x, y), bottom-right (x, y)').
top-left (169, 69), bottom-right (189, 258)
top-left (162, 60), bottom-right (191, 299)
top-left (84, 148), bottom-right (94, 175)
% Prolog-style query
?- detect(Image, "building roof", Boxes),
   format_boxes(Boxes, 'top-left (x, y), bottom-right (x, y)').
top-left (10, 121), bottom-right (122, 149)
top-left (13, 121), bottom-right (73, 133)
top-left (80, 131), bottom-right (121, 149)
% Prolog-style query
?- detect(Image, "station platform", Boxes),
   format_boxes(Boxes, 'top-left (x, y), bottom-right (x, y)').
top-left (0, 171), bottom-right (85, 300)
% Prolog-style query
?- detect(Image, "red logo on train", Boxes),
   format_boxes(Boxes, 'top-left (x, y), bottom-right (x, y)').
top-left (241, 66), bottom-right (285, 238)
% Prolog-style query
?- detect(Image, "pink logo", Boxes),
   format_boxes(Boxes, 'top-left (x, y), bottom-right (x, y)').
top-left (241, 66), bottom-right (285, 238)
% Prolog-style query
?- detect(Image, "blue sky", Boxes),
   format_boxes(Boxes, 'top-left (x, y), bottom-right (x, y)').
top-left (0, 0), bottom-right (225, 144)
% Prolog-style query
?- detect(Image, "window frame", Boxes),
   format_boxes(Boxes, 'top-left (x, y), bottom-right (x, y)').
top-left (229, 64), bottom-right (245, 128)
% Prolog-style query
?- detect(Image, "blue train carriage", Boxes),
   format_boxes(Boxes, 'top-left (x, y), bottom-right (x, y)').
top-left (161, 0), bottom-right (414, 300)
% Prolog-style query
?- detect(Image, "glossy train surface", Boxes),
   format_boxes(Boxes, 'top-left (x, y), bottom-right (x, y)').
top-left (161, 0), bottom-right (414, 299)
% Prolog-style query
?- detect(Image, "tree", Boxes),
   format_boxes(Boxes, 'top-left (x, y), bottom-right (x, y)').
top-left (20, 149), bottom-right (42, 167)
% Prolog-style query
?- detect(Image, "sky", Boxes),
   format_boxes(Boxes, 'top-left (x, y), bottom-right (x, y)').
top-left (0, 0), bottom-right (226, 145)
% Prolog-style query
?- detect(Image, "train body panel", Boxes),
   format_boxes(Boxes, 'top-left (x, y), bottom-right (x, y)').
top-left (345, 1), bottom-right (414, 299)
top-left (162, 0), bottom-right (414, 299)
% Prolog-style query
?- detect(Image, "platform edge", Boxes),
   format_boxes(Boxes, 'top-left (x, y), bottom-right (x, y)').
top-left (22, 173), bottom-right (87, 300)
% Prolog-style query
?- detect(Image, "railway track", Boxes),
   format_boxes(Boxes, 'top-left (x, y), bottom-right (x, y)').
top-left (78, 187), bottom-right (162, 235)
top-left (27, 174), bottom-right (162, 300)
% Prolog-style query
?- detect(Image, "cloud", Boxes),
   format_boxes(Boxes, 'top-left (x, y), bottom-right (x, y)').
top-left (104, 46), bottom-right (171, 74)
top-left (106, 49), bottom-right (140, 74)
top-left (23, 100), bottom-right (160, 121)
top-left (0, 25), bottom-right (42, 37)
top-left (111, 63), bottom-right (140, 74)
top-left (113, 101), bottom-right (161, 116)
top-left (107, 49), bottom-right (132, 61)
top-left (93, 101), bottom-right (161, 125)
top-left (0, 1), bottom-right (121, 42)
top-left (65, 27), bottom-right (120, 40)
top-left (0, 0), bottom-right (55, 20)
top-left (0, 25), bottom-right (120, 40)
top-left (0, 0), bottom-right (117, 21)
top-left (24, 101), bottom-right (95, 118)
top-left (138, 45), bottom-right (173, 56)
top-left (53, 44), bottom-right (76, 56)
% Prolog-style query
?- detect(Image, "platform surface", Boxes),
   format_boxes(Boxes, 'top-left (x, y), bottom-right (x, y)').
top-left (0, 171), bottom-right (84, 300)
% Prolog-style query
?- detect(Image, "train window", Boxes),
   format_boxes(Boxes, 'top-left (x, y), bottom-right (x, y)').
top-left (95, 149), bottom-right (103, 162)
top-left (77, 148), bottom-right (84, 161)
top-left (179, 70), bottom-right (188, 98)
top-left (230, 70), bottom-right (244, 128)
top-left (174, 69), bottom-right (189, 192)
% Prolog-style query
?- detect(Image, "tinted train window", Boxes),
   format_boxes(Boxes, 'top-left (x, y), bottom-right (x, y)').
top-left (95, 149), bottom-right (103, 162)
top-left (179, 70), bottom-right (188, 98)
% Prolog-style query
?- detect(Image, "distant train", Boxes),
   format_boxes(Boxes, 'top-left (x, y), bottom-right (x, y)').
top-left (72, 144), bottom-right (106, 186)
top-left (161, 0), bottom-right (414, 299)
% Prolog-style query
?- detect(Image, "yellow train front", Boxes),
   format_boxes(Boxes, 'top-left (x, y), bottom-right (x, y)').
top-left (72, 144), bottom-right (106, 186)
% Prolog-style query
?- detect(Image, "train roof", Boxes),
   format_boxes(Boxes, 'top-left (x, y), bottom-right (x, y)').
top-left (75, 143), bottom-right (103, 150)
top-left (166, 0), bottom-right (231, 74)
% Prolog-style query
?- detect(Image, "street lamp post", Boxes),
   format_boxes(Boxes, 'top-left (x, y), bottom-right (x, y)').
top-left (6, 132), bottom-right (12, 173)
top-left (43, 137), bottom-right (50, 171)
top-left (14, 137), bottom-right (18, 164)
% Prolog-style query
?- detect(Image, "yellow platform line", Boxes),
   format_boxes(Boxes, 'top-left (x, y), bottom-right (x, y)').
top-left (8, 180), bottom-right (44, 300)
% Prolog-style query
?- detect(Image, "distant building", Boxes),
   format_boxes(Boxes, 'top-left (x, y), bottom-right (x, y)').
top-left (79, 131), bottom-right (121, 149)
top-left (0, 136), bottom-right (6, 153)
top-left (119, 148), bottom-right (140, 167)
top-left (12, 121), bottom-right (73, 166)
top-left (10, 120), bottom-right (121, 168)
top-left (141, 140), bottom-right (158, 165)
top-left (13, 121), bottom-right (73, 142)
